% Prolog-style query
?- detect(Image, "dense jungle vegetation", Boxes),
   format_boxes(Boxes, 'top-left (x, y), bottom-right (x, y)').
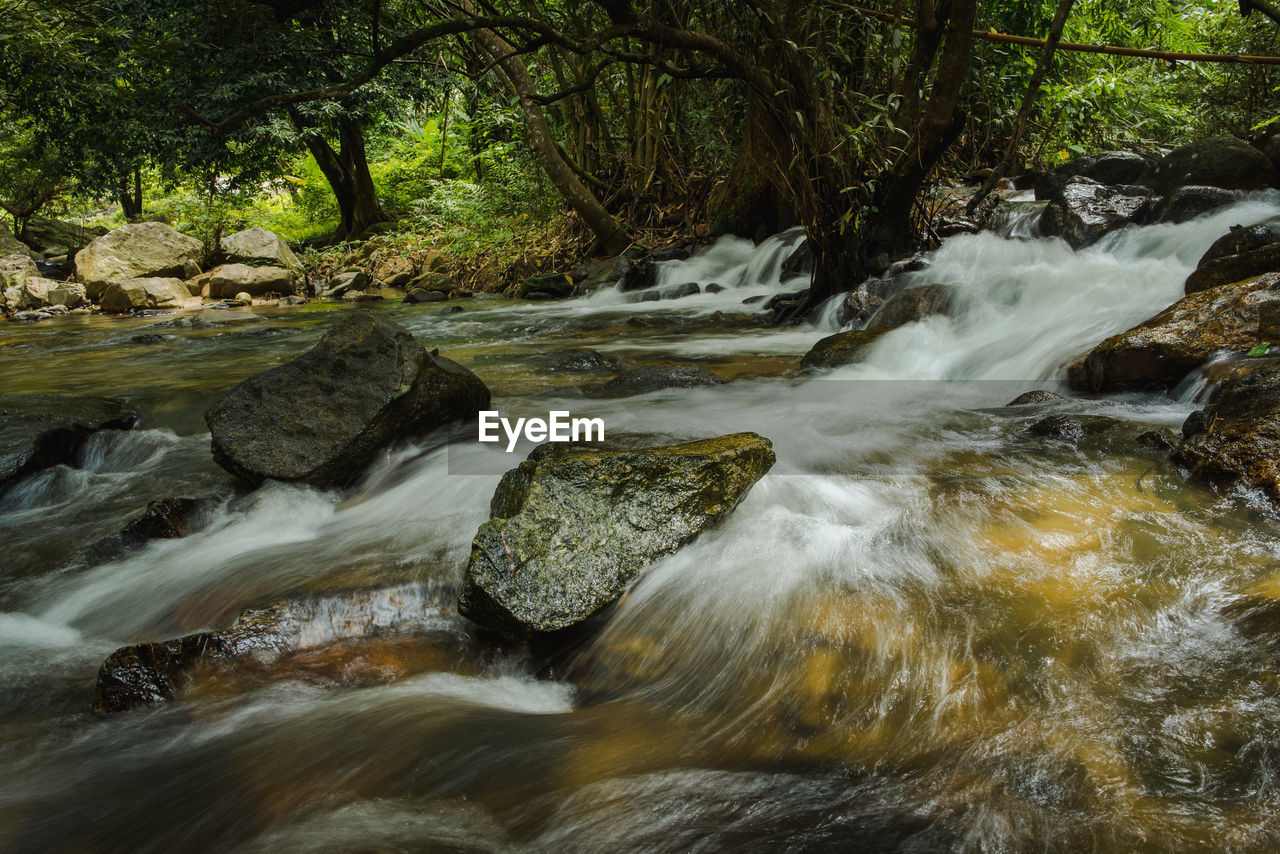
top-left (1, 0), bottom-right (1278, 298)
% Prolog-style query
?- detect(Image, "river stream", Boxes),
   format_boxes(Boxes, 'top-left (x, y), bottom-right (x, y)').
top-left (4, 197), bottom-right (1280, 851)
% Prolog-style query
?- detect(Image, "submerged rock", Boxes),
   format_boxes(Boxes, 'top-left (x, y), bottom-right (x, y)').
top-left (206, 313), bottom-right (490, 487)
top-left (0, 394), bottom-right (137, 491)
top-left (87, 497), bottom-right (213, 562)
top-left (75, 222), bottom-right (203, 300)
top-left (584, 364), bottom-right (724, 398)
top-left (800, 327), bottom-right (890, 369)
top-left (1067, 272), bottom-right (1280, 392)
top-left (1006, 390), bottom-right (1068, 406)
top-left (1139, 136), bottom-right (1278, 195)
top-left (1039, 177), bottom-right (1150, 249)
top-left (1171, 361), bottom-right (1280, 498)
top-left (1185, 218), bottom-right (1280, 295)
top-left (459, 433), bottom-right (776, 636)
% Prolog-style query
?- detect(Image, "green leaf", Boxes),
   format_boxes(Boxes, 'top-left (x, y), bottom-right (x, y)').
top-left (1248, 343), bottom-right (1271, 357)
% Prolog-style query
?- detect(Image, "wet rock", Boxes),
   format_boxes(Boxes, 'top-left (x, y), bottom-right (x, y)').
top-left (584, 364), bottom-right (724, 398)
top-left (572, 256), bottom-right (632, 295)
top-left (320, 270), bottom-right (369, 300)
top-left (1006, 390), bottom-right (1068, 406)
top-left (75, 222), bottom-right (203, 300)
top-left (1067, 272), bottom-right (1280, 392)
top-left (1172, 360), bottom-right (1280, 498)
top-left (1136, 430), bottom-right (1177, 451)
top-left (220, 228), bottom-right (304, 278)
top-left (0, 394), bottom-right (137, 492)
top-left (705, 283), bottom-right (726, 294)
top-left (1039, 177), bottom-right (1151, 249)
top-left (646, 241), bottom-right (699, 263)
top-left (1025, 414), bottom-right (1122, 441)
top-left (1144, 186), bottom-right (1238, 225)
top-left (780, 238), bottom-right (815, 279)
top-left (93, 609), bottom-right (295, 714)
top-left (342, 290), bottom-right (383, 303)
top-left (206, 312), bottom-right (490, 487)
top-left (1035, 151), bottom-right (1150, 201)
top-left (520, 272), bottom-right (574, 300)
top-left (837, 275), bottom-right (908, 327)
top-left (741, 295), bottom-right (766, 305)
top-left (459, 433), bottom-right (776, 636)
top-left (404, 288), bottom-right (447, 304)
top-left (867, 283), bottom-right (955, 329)
top-left (206, 263), bottom-right (298, 299)
top-left (187, 308), bottom-right (263, 328)
top-left (1184, 218), bottom-right (1280, 295)
top-left (99, 277), bottom-right (192, 313)
top-left (1139, 136), bottom-right (1278, 195)
top-left (618, 257), bottom-right (657, 292)
top-left (800, 327), bottom-right (891, 370)
top-left (661, 282), bottom-right (701, 300)
top-left (88, 497), bottom-right (212, 561)
top-left (545, 349), bottom-right (621, 373)
top-left (277, 295), bottom-right (308, 307)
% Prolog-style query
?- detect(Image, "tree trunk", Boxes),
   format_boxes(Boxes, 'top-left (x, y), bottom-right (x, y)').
top-left (461, 7), bottom-right (629, 255)
top-left (709, 95), bottom-right (796, 242)
top-left (302, 115), bottom-right (386, 240)
top-left (118, 169), bottom-right (143, 220)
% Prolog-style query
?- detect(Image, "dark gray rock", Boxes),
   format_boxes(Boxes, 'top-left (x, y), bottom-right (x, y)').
top-left (459, 433), bottom-right (776, 636)
top-left (584, 364), bottom-right (725, 398)
top-left (0, 394), bottom-right (137, 492)
top-left (206, 313), bottom-right (490, 487)
top-left (1185, 218), bottom-right (1280, 294)
top-left (867, 283), bottom-right (955, 329)
top-left (1006, 390), bottom-right (1068, 406)
top-left (1173, 360), bottom-right (1280, 499)
top-left (1144, 186), bottom-right (1238, 225)
top-left (87, 497), bottom-right (213, 561)
top-left (1139, 136), bottom-right (1278, 195)
top-left (800, 327), bottom-right (891, 369)
top-left (1039, 177), bottom-right (1151, 249)
top-left (661, 282), bottom-right (701, 300)
top-left (1035, 151), bottom-right (1150, 201)
top-left (545, 349), bottom-right (621, 373)
top-left (519, 272), bottom-right (574, 300)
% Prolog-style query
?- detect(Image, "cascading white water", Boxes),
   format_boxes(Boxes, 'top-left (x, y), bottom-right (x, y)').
top-left (5, 192), bottom-right (1280, 852)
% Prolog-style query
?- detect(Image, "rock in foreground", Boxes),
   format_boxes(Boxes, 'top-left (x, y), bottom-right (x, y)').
top-left (1173, 361), bottom-right (1280, 498)
top-left (800, 327), bottom-right (890, 369)
top-left (584, 364), bottom-right (724, 398)
top-left (0, 394), bottom-right (138, 491)
top-left (206, 312), bottom-right (489, 487)
top-left (459, 433), bottom-right (776, 637)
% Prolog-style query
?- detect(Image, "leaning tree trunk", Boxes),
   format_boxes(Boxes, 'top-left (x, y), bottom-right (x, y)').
top-left (461, 8), bottom-right (629, 256)
top-left (302, 115), bottom-right (386, 241)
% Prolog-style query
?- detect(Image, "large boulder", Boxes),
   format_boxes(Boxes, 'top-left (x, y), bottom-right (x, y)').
top-left (75, 222), bottom-right (203, 299)
top-left (584, 364), bottom-right (724, 398)
top-left (220, 227), bottom-right (303, 277)
top-left (374, 256), bottom-right (415, 288)
top-left (459, 433), bottom-right (776, 636)
top-left (1066, 272), bottom-right (1280, 392)
top-left (99, 277), bottom-right (192, 313)
top-left (1173, 361), bottom-right (1280, 499)
top-left (21, 216), bottom-right (105, 256)
top-left (0, 394), bottom-right (137, 492)
top-left (800, 327), bottom-right (891, 370)
top-left (867, 283), bottom-right (956, 329)
top-left (1038, 177), bottom-right (1151, 249)
top-left (1185, 218), bottom-right (1280, 295)
top-left (0, 254), bottom-right (39, 291)
top-left (206, 313), bottom-right (490, 487)
top-left (1034, 151), bottom-right (1150, 201)
top-left (3, 275), bottom-right (60, 310)
top-left (1138, 136), bottom-right (1278, 195)
top-left (205, 263), bottom-right (297, 298)
top-left (0, 222), bottom-right (33, 258)
top-left (1144, 186), bottom-right (1238, 225)
top-left (47, 281), bottom-right (87, 308)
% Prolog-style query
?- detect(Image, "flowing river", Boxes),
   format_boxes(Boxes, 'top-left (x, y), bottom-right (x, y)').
top-left (4, 196), bottom-right (1280, 851)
